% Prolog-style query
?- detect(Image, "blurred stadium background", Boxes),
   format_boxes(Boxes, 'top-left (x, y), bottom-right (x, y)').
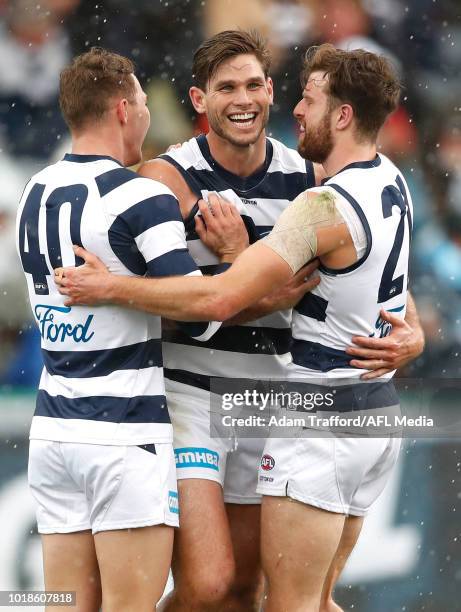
top-left (0, 0), bottom-right (460, 610)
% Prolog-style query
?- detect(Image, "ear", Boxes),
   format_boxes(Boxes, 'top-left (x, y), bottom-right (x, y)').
top-left (335, 104), bottom-right (354, 131)
top-left (266, 76), bottom-right (274, 106)
top-left (116, 98), bottom-right (129, 125)
top-left (189, 86), bottom-right (207, 114)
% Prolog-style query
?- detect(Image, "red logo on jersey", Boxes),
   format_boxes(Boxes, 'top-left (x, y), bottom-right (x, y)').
top-left (261, 454), bottom-right (275, 471)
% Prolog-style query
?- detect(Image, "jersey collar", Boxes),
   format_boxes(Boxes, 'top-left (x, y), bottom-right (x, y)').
top-left (196, 134), bottom-right (273, 193)
top-left (63, 153), bottom-right (123, 165)
top-left (321, 154), bottom-right (381, 185)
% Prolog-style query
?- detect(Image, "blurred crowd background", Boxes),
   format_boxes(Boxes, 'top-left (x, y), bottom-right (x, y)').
top-left (0, 3), bottom-right (460, 609)
top-left (0, 0), bottom-right (460, 386)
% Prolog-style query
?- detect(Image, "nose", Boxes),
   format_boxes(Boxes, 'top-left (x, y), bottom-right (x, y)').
top-left (293, 99), bottom-right (304, 120)
top-left (234, 86), bottom-right (251, 106)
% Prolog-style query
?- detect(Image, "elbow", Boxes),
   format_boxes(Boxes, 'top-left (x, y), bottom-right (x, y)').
top-left (203, 293), bottom-right (240, 322)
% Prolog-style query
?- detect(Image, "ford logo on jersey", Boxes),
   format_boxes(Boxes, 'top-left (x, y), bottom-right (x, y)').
top-left (174, 447), bottom-right (219, 471)
top-left (34, 304), bottom-right (95, 343)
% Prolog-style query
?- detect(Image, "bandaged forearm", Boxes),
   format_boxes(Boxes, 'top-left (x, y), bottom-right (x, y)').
top-left (263, 189), bottom-right (345, 273)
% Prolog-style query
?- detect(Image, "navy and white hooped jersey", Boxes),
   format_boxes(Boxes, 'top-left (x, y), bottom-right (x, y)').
top-left (289, 154), bottom-right (413, 380)
top-left (160, 134), bottom-right (315, 390)
top-left (16, 153), bottom-right (216, 445)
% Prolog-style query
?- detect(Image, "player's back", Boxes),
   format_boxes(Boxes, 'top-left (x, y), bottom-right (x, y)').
top-left (16, 154), bottom-right (175, 445)
top-left (290, 154), bottom-right (413, 380)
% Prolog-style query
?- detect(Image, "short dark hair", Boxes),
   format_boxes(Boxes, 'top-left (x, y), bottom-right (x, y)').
top-left (192, 29), bottom-right (271, 90)
top-left (302, 43), bottom-right (401, 140)
top-left (60, 47), bottom-right (136, 131)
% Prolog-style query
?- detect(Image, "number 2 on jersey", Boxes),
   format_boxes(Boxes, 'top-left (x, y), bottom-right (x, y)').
top-left (378, 175), bottom-right (412, 303)
top-left (18, 183), bottom-right (88, 295)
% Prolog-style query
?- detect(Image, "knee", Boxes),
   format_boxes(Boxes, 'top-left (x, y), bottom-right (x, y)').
top-left (179, 559), bottom-right (236, 606)
top-left (228, 574), bottom-right (263, 609)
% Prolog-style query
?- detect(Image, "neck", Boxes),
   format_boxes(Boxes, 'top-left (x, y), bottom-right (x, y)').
top-left (322, 138), bottom-right (377, 178)
top-left (71, 125), bottom-right (125, 165)
top-left (206, 130), bottom-right (267, 177)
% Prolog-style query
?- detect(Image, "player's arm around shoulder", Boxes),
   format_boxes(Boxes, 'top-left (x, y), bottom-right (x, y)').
top-left (213, 187), bottom-right (354, 319)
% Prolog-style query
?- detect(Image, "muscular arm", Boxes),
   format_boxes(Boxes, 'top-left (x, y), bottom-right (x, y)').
top-left (225, 261), bottom-right (320, 325)
top-left (405, 292), bottom-right (424, 346)
top-left (62, 241), bottom-right (292, 321)
top-left (57, 191), bottom-right (349, 321)
top-left (138, 158), bottom-right (196, 216)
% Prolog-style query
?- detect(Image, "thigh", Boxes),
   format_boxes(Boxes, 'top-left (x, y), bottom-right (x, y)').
top-left (226, 503), bottom-right (263, 595)
top-left (261, 496), bottom-right (345, 605)
top-left (42, 531), bottom-right (101, 612)
top-left (258, 433), bottom-right (388, 516)
top-left (321, 514), bottom-right (364, 606)
top-left (350, 435), bottom-right (401, 514)
top-left (173, 478), bottom-right (235, 589)
top-left (95, 525), bottom-right (173, 612)
top-left (168, 386), bottom-right (231, 485)
top-left (28, 440), bottom-right (91, 534)
top-left (67, 443), bottom-right (179, 533)
top-left (224, 437), bottom-right (265, 504)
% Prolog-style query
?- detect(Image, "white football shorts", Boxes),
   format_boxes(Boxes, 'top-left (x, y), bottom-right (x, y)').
top-left (28, 440), bottom-right (179, 534)
top-left (166, 380), bottom-right (265, 504)
top-left (256, 431), bottom-right (401, 516)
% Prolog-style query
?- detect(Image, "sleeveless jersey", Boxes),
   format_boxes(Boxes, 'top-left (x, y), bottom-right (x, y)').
top-left (289, 154), bottom-right (413, 381)
top-left (16, 153), bottom-right (215, 444)
top-left (161, 134), bottom-right (316, 390)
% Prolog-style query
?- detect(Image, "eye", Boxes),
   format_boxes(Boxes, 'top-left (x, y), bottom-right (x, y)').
top-left (219, 85), bottom-right (233, 92)
top-left (248, 82), bottom-right (262, 90)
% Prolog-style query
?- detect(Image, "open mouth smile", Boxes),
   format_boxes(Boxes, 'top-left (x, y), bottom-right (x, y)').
top-left (228, 112), bottom-right (258, 128)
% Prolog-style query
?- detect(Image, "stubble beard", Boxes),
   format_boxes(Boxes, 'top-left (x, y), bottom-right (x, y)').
top-left (298, 110), bottom-right (334, 163)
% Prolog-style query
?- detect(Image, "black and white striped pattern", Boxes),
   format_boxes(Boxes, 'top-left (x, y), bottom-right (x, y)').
top-left (160, 135), bottom-right (316, 390)
top-left (289, 154), bottom-right (413, 381)
top-left (17, 153), bottom-right (215, 444)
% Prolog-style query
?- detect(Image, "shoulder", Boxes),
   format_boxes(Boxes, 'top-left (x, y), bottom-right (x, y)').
top-left (138, 149), bottom-right (198, 215)
top-left (292, 187), bottom-right (337, 208)
top-left (31, 160), bottom-right (63, 183)
top-left (268, 138), bottom-right (307, 173)
top-left (269, 138), bottom-right (304, 172)
top-left (18, 161), bottom-right (65, 203)
top-left (268, 137), bottom-right (321, 186)
top-left (138, 157), bottom-right (183, 192)
top-left (160, 136), bottom-right (202, 168)
top-left (98, 167), bottom-right (180, 226)
top-left (378, 153), bottom-right (405, 182)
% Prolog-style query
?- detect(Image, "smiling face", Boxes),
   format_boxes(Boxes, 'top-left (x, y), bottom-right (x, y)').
top-left (293, 70), bottom-right (335, 163)
top-left (194, 53), bottom-right (273, 148)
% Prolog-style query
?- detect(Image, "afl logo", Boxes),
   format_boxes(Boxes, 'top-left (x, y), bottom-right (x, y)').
top-left (261, 454), bottom-right (275, 471)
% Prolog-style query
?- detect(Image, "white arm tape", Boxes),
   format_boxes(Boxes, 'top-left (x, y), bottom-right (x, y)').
top-left (263, 189), bottom-right (345, 273)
